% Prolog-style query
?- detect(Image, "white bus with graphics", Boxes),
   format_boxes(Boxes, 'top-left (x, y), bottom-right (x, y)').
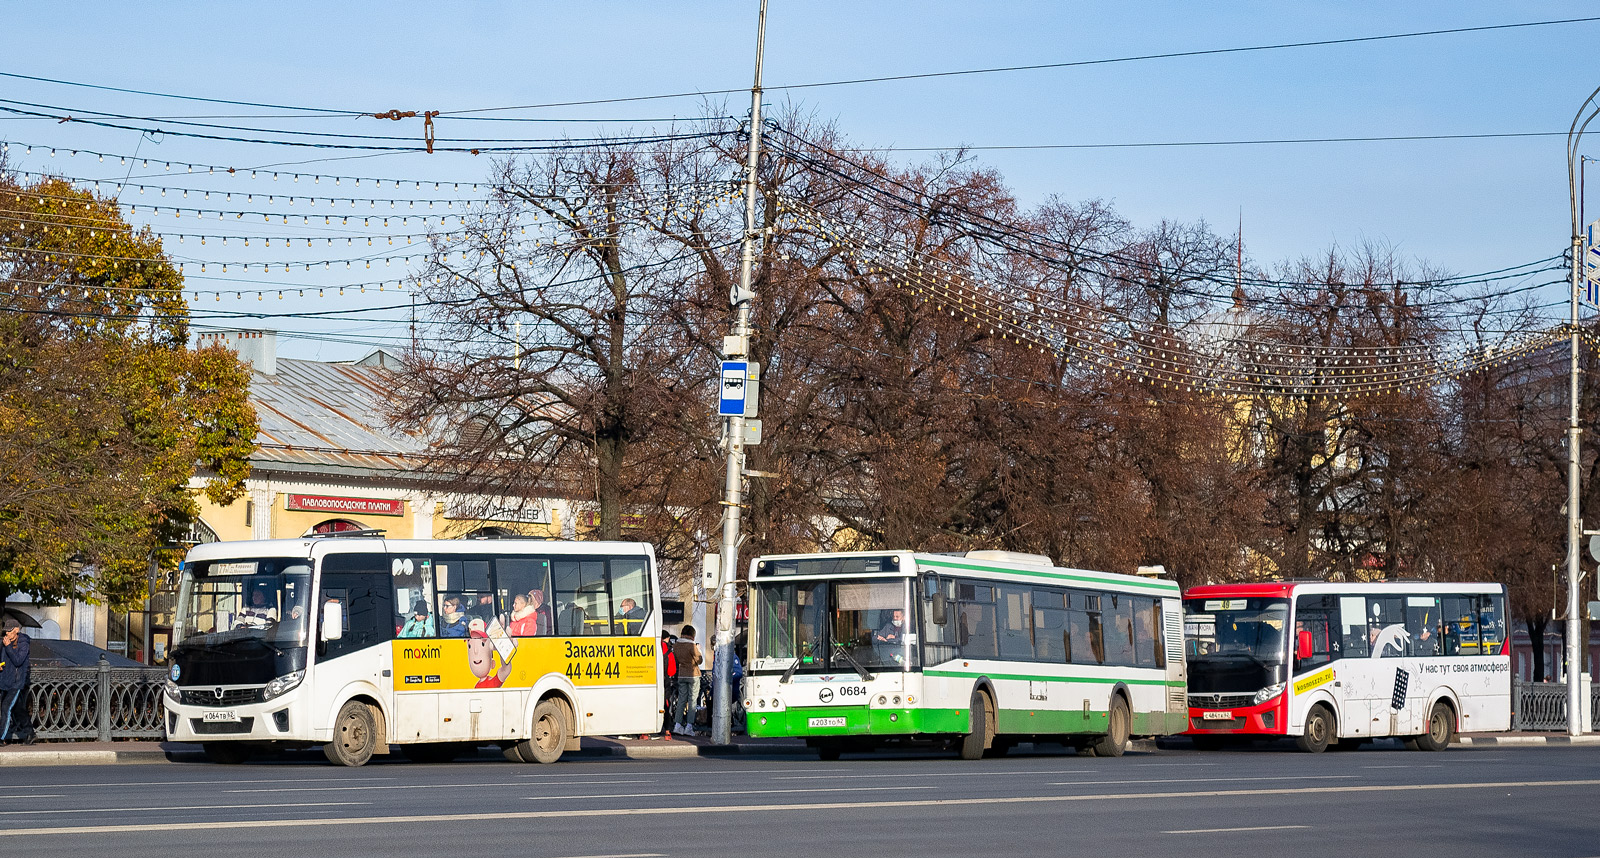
top-left (743, 550), bottom-right (1187, 759)
top-left (164, 535), bottom-right (662, 765)
top-left (1182, 581), bottom-right (1511, 751)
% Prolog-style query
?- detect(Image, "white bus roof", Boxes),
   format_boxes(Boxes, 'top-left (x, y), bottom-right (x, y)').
top-left (184, 538), bottom-right (656, 564)
top-left (749, 550), bottom-right (1180, 596)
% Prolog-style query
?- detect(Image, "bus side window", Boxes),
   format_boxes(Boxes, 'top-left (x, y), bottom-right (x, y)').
top-left (997, 585), bottom-right (1034, 660)
top-left (1083, 593), bottom-right (1106, 665)
top-left (1339, 596), bottom-right (1369, 658)
top-left (957, 582), bottom-right (997, 659)
top-left (1476, 594), bottom-right (1506, 654)
top-left (1441, 595), bottom-right (1477, 656)
top-left (1134, 599), bottom-right (1161, 668)
top-left (319, 557), bottom-right (396, 660)
top-left (1406, 596), bottom-right (1441, 656)
top-left (1293, 594), bottom-right (1337, 672)
top-left (609, 557), bottom-right (651, 635)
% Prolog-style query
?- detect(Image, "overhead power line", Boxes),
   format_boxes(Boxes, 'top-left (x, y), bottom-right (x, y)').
top-left (2, 16), bottom-right (1592, 119)
top-left (446, 16), bottom-right (1600, 113)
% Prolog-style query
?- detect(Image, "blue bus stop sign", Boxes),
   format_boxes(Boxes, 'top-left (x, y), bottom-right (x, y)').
top-left (719, 361), bottom-right (748, 416)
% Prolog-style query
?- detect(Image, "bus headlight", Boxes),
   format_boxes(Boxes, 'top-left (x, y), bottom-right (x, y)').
top-left (1253, 683), bottom-right (1286, 706)
top-left (164, 680), bottom-right (180, 702)
top-left (263, 671), bottom-right (305, 701)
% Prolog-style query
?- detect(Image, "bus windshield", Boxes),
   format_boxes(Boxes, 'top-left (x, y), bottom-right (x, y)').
top-left (1185, 598), bottom-right (1289, 663)
top-left (751, 578), bottom-right (916, 674)
top-left (174, 557), bottom-right (313, 649)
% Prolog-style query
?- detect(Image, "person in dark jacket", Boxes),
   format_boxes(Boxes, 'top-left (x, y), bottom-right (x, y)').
top-left (0, 618), bottom-right (33, 745)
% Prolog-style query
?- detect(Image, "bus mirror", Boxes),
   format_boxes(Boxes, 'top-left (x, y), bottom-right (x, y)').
top-left (320, 600), bottom-right (344, 642)
top-left (1296, 629), bottom-right (1313, 660)
top-left (931, 592), bottom-right (948, 626)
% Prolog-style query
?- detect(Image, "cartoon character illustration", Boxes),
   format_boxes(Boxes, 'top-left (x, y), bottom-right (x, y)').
top-left (467, 628), bottom-right (514, 688)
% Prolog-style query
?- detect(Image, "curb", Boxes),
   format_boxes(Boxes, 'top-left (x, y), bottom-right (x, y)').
top-left (1456, 734), bottom-right (1600, 746)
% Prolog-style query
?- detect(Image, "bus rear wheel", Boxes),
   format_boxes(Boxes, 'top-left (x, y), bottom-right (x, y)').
top-left (1090, 695), bottom-right (1130, 757)
top-left (1407, 702), bottom-right (1456, 752)
top-left (509, 697), bottom-right (571, 764)
top-left (324, 701), bottom-right (379, 767)
top-left (958, 690), bottom-right (994, 761)
top-left (1296, 704), bottom-right (1333, 753)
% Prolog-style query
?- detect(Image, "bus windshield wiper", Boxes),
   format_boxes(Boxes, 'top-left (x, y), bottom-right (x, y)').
top-left (779, 658), bottom-right (801, 684)
top-left (832, 644), bottom-right (874, 682)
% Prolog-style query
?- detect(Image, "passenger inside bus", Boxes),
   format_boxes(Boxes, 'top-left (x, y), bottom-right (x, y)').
top-left (400, 600), bottom-right (434, 638)
top-left (439, 596), bottom-right (469, 637)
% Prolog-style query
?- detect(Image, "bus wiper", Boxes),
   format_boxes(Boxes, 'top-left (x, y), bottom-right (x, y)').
top-left (832, 644), bottom-right (874, 682)
top-left (779, 658), bottom-right (801, 684)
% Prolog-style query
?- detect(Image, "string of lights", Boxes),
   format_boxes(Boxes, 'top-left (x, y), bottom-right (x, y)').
top-left (783, 199), bottom-right (1570, 397)
top-left (1, 138), bottom-right (731, 190)
top-left (765, 128), bottom-right (1562, 296)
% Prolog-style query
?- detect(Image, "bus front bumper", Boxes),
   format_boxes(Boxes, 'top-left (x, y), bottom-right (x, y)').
top-left (747, 705), bottom-right (970, 738)
top-left (163, 686), bottom-right (308, 743)
top-left (1184, 694), bottom-right (1288, 736)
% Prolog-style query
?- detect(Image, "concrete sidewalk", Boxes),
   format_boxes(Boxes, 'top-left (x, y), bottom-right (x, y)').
top-left (3, 732), bottom-right (1596, 767)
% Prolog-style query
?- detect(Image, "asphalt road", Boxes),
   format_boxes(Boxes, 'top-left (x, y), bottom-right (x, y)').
top-left (3, 744), bottom-right (1598, 858)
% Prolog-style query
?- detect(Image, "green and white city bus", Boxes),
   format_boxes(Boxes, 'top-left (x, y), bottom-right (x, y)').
top-left (743, 550), bottom-right (1187, 759)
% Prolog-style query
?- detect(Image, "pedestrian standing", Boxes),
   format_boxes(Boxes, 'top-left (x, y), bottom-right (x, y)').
top-left (670, 625), bottom-right (703, 737)
top-left (0, 618), bottom-right (33, 746)
top-left (654, 630), bottom-right (679, 738)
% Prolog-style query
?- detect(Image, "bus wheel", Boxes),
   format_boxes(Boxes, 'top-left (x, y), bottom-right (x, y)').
top-left (958, 690), bottom-right (994, 761)
top-left (816, 743), bottom-right (842, 761)
top-left (202, 742), bottom-right (251, 764)
top-left (1295, 705), bottom-right (1333, 753)
top-left (516, 697), bottom-right (571, 764)
top-left (1091, 696), bottom-right (1130, 758)
top-left (324, 701), bottom-right (378, 767)
top-left (1409, 702), bottom-right (1456, 752)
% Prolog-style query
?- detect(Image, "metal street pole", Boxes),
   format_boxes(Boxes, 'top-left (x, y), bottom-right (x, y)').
top-left (710, 0), bottom-right (767, 746)
top-left (1564, 84), bottom-right (1600, 736)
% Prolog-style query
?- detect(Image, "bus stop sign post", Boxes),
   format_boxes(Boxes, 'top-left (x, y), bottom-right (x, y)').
top-left (711, 0), bottom-right (768, 748)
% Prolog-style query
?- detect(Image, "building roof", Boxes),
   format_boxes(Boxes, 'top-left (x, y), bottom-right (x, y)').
top-left (251, 356), bottom-right (429, 480)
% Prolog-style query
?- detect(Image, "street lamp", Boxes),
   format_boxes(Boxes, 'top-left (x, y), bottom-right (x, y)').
top-left (1561, 84), bottom-right (1600, 736)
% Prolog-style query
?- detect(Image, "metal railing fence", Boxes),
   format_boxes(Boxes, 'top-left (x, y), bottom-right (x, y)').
top-left (1511, 679), bottom-right (1600, 732)
top-left (23, 659), bottom-right (167, 741)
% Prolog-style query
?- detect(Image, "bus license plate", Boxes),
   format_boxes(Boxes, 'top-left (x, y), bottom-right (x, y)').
top-left (202, 710), bottom-right (241, 723)
top-left (808, 716), bottom-right (847, 728)
top-left (1201, 711), bottom-right (1232, 721)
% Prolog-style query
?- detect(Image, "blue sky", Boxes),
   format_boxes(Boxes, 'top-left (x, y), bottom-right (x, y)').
top-left (2, 1), bottom-right (1591, 359)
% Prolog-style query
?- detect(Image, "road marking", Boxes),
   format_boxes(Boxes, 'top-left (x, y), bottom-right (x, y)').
top-left (544, 854), bottom-right (663, 858)
top-left (1164, 825), bottom-right (1309, 834)
top-left (5, 779), bottom-right (1597, 838)
top-left (524, 786), bottom-right (939, 801)
top-left (0, 794), bottom-right (65, 800)
top-left (230, 780), bottom-right (657, 793)
top-left (775, 769), bottom-right (1097, 780)
top-left (0, 802), bottom-right (368, 817)
top-left (1049, 776), bottom-right (1356, 786)
top-left (1362, 765), bottom-right (1442, 769)
top-left (0, 777), bottom-right (399, 790)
